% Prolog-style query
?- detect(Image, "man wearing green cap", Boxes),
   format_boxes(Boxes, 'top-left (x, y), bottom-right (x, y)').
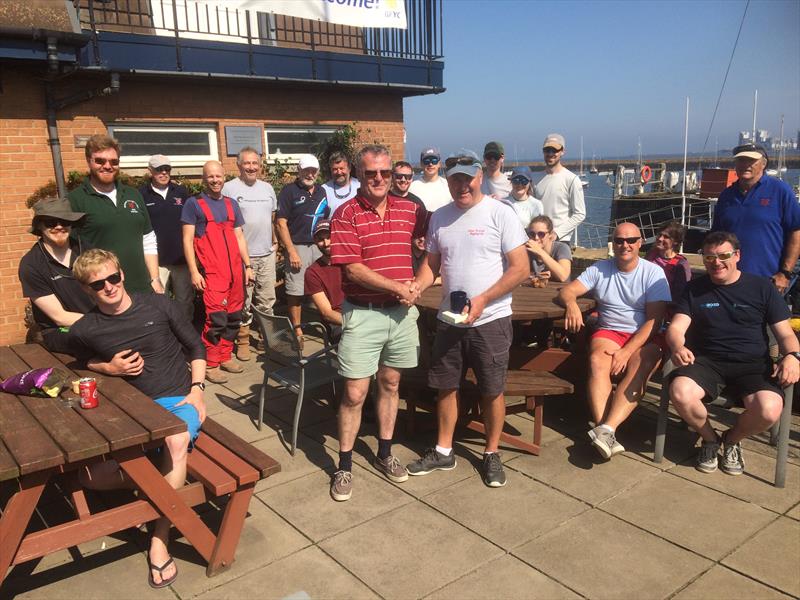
top-left (481, 141), bottom-right (512, 199)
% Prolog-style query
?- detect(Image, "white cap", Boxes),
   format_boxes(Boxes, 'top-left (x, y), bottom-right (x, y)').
top-left (298, 154), bottom-right (320, 170)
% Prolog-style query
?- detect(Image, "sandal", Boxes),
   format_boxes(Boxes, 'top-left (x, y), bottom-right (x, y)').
top-left (148, 556), bottom-right (178, 589)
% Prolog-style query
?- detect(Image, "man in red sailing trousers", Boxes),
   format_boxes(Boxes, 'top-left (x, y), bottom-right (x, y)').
top-left (182, 160), bottom-right (252, 383)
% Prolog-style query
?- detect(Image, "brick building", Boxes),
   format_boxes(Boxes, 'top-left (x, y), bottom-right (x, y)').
top-left (0, 0), bottom-right (444, 344)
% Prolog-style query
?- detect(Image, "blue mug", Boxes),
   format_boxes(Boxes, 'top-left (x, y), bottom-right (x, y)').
top-left (450, 291), bottom-right (471, 313)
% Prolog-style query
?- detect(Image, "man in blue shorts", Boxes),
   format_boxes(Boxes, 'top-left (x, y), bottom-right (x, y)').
top-left (68, 248), bottom-right (206, 589)
top-left (666, 231), bottom-right (799, 475)
top-left (558, 222), bottom-right (670, 459)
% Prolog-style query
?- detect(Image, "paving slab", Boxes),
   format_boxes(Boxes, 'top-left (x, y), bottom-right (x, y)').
top-left (257, 464), bottom-right (414, 542)
top-left (672, 565), bottom-right (793, 600)
top-left (507, 436), bottom-right (661, 506)
top-left (425, 554), bottom-right (580, 600)
top-left (514, 510), bottom-right (711, 600)
top-left (168, 496), bottom-right (311, 598)
top-left (669, 450), bottom-right (800, 513)
top-left (204, 399), bottom-right (281, 443)
top-left (601, 473), bottom-right (775, 559)
top-left (194, 546), bottom-right (379, 600)
top-left (320, 502), bottom-right (503, 600)
top-left (786, 501), bottom-right (800, 520)
top-left (425, 469), bottom-right (587, 550)
top-left (612, 410), bottom-right (698, 469)
top-left (251, 429), bottom-right (339, 493)
top-left (448, 413), bottom-right (569, 460)
top-left (722, 517), bottom-right (800, 597)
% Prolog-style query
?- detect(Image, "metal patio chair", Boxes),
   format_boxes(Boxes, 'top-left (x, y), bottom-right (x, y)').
top-left (252, 309), bottom-right (340, 455)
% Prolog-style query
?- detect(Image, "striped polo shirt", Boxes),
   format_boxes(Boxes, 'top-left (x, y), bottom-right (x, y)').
top-left (330, 193), bottom-right (427, 304)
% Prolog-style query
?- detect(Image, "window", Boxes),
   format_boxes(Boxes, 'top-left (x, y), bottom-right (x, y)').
top-left (107, 125), bottom-right (218, 168)
top-left (264, 125), bottom-right (338, 161)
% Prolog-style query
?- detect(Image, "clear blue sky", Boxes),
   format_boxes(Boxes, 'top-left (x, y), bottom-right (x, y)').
top-left (403, 0), bottom-right (800, 162)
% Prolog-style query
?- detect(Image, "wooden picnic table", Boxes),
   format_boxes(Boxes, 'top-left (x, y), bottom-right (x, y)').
top-left (0, 343), bottom-right (279, 584)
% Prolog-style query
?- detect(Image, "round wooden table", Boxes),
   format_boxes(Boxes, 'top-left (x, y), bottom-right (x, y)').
top-left (416, 282), bottom-right (595, 321)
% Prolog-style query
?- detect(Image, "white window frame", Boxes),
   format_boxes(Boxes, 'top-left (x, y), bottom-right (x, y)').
top-left (264, 125), bottom-right (339, 162)
top-left (107, 124), bottom-right (219, 168)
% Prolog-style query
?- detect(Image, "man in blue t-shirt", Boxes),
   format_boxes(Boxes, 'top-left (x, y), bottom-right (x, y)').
top-left (711, 143), bottom-right (800, 294)
top-left (558, 222), bottom-right (671, 460)
top-left (666, 231), bottom-right (799, 476)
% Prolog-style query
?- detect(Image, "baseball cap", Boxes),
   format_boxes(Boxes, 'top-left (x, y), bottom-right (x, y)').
top-left (420, 147), bottom-right (440, 161)
top-left (483, 141), bottom-right (505, 157)
top-left (542, 133), bottom-right (565, 151)
top-left (732, 143), bottom-right (768, 161)
top-left (510, 166), bottom-right (533, 183)
top-left (313, 219), bottom-right (331, 238)
top-left (147, 154), bottom-right (171, 169)
top-left (445, 149), bottom-right (482, 178)
top-left (298, 154), bottom-right (320, 170)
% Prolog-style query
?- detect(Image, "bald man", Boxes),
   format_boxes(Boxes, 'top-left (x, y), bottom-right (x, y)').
top-left (182, 161), bottom-right (252, 383)
top-left (558, 223), bottom-right (671, 459)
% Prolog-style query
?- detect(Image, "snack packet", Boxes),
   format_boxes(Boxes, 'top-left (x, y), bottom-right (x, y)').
top-left (0, 367), bottom-right (71, 397)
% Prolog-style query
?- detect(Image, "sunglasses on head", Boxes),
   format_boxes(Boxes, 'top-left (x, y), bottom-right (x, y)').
top-left (363, 169), bottom-right (393, 181)
top-left (511, 176), bottom-right (531, 185)
top-left (392, 172), bottom-right (413, 181)
top-left (421, 156), bottom-right (440, 166)
top-left (702, 251), bottom-right (736, 263)
top-left (527, 230), bottom-right (548, 239)
top-left (444, 156), bottom-right (479, 170)
top-left (484, 153), bottom-right (501, 161)
top-left (613, 236), bottom-right (641, 246)
top-left (87, 272), bottom-right (122, 291)
top-left (92, 157), bottom-right (120, 166)
top-left (40, 217), bottom-right (72, 229)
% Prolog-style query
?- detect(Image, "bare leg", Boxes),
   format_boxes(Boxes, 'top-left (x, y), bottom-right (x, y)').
top-left (374, 365), bottom-right (401, 440)
top-left (149, 431), bottom-right (190, 585)
top-left (436, 388), bottom-right (459, 448)
top-left (604, 343), bottom-right (662, 429)
top-left (287, 294), bottom-right (303, 332)
top-left (480, 393), bottom-right (505, 453)
top-left (338, 377), bottom-right (370, 452)
top-left (669, 376), bottom-right (717, 442)
top-left (726, 390), bottom-right (783, 444)
top-left (587, 337), bottom-right (618, 424)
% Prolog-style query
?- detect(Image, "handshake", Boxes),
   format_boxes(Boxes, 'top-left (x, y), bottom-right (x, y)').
top-left (396, 280), bottom-right (421, 306)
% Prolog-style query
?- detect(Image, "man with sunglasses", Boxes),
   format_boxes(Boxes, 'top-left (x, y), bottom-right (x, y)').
top-left (480, 141), bottom-right (512, 199)
top-left (321, 151), bottom-right (360, 215)
top-left (139, 154), bottom-right (194, 322)
top-left (390, 160), bottom-right (422, 206)
top-left (329, 144), bottom-right (428, 501)
top-left (69, 134), bottom-right (164, 296)
top-left (409, 147), bottom-right (451, 212)
top-left (666, 231), bottom-right (799, 476)
top-left (535, 133), bottom-right (586, 244)
top-left (711, 144), bottom-right (800, 294)
top-left (407, 150), bottom-right (529, 488)
top-left (558, 222), bottom-right (670, 460)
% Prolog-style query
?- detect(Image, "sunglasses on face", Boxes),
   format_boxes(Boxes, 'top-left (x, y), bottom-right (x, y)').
top-left (393, 172), bottom-right (413, 181)
top-left (87, 272), bottom-right (122, 291)
top-left (40, 218), bottom-right (71, 229)
top-left (527, 230), bottom-right (548, 239)
top-left (543, 147), bottom-right (561, 154)
top-left (613, 236), bottom-right (641, 246)
top-left (511, 176), bottom-right (531, 186)
top-left (153, 166), bottom-right (171, 173)
top-left (484, 153), bottom-right (501, 161)
top-left (363, 169), bottom-right (393, 181)
top-left (421, 157), bottom-right (440, 166)
top-left (93, 157), bottom-right (120, 166)
top-left (444, 156), bottom-right (479, 170)
top-left (702, 251), bottom-right (736, 263)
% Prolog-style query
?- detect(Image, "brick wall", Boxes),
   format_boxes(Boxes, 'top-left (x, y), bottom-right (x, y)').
top-left (0, 66), bottom-right (406, 344)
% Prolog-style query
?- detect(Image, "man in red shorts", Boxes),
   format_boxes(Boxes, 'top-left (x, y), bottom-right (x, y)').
top-left (558, 222), bottom-right (670, 459)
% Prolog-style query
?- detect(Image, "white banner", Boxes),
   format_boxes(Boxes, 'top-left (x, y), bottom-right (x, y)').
top-left (226, 0), bottom-right (407, 29)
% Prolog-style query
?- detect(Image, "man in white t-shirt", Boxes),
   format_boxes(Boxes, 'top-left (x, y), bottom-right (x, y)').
top-left (409, 147), bottom-right (451, 212)
top-left (535, 133), bottom-right (586, 244)
top-left (480, 141), bottom-right (512, 199)
top-left (558, 222), bottom-right (670, 460)
top-left (407, 150), bottom-right (529, 488)
top-left (222, 146), bottom-right (278, 361)
top-left (321, 151), bottom-right (360, 215)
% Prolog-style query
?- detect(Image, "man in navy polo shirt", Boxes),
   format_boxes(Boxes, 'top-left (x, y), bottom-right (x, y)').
top-left (711, 143), bottom-right (800, 294)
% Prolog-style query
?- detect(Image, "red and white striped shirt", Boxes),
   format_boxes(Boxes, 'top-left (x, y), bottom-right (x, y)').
top-left (330, 193), bottom-right (428, 303)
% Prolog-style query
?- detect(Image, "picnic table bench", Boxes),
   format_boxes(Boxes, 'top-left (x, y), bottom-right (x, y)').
top-left (0, 343), bottom-right (280, 584)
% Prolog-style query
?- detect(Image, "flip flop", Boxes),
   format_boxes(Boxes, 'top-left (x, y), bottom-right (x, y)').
top-left (148, 556), bottom-right (178, 589)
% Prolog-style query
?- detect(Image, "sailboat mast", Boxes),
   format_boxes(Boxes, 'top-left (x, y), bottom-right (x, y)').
top-left (752, 89), bottom-right (758, 140)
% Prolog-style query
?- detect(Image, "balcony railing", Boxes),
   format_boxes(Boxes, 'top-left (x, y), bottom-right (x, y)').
top-left (76, 0), bottom-right (443, 63)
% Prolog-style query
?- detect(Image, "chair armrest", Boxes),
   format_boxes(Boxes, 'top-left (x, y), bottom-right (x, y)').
top-left (299, 321), bottom-right (330, 346)
top-left (299, 345), bottom-right (338, 365)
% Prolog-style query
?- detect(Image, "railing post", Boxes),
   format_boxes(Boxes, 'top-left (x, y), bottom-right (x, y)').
top-left (245, 9), bottom-right (254, 75)
top-left (171, 0), bottom-right (183, 71)
top-left (87, 0), bottom-right (101, 66)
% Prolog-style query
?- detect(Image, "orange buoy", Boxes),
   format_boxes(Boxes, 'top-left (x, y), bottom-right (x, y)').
top-left (640, 165), bottom-right (652, 183)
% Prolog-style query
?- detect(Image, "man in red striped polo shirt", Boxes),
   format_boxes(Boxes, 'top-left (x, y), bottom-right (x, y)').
top-left (329, 144), bottom-right (428, 502)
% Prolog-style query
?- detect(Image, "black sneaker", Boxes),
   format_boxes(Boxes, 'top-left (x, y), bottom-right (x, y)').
top-left (406, 447), bottom-right (456, 476)
top-left (482, 452), bottom-right (506, 488)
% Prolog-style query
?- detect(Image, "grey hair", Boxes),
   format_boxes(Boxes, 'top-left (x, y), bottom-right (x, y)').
top-left (355, 144), bottom-right (391, 171)
top-left (236, 146), bottom-right (261, 164)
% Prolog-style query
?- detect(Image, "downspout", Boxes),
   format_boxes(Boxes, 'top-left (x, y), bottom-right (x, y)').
top-left (45, 37), bottom-right (67, 198)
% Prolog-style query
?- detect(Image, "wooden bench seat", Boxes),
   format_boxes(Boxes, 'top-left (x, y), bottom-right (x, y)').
top-left (403, 368), bottom-right (573, 455)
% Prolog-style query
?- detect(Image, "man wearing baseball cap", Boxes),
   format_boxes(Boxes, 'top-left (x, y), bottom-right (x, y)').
top-left (304, 219), bottom-right (344, 333)
top-left (409, 147), bottom-right (451, 212)
top-left (139, 154), bottom-right (194, 322)
top-left (276, 154), bottom-right (329, 342)
top-left (407, 149), bottom-right (529, 488)
top-left (711, 143), bottom-right (800, 293)
top-left (481, 141), bottom-right (512, 199)
top-left (535, 133), bottom-right (586, 244)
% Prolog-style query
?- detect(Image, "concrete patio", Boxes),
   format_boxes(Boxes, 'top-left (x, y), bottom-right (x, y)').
top-left (3, 344), bottom-right (799, 600)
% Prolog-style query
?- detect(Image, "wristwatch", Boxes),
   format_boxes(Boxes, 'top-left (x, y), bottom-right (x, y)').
top-left (782, 352), bottom-right (800, 362)
top-left (191, 381), bottom-right (206, 391)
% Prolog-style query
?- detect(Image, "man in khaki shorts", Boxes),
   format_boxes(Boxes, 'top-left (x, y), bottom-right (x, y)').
top-left (328, 144), bottom-right (428, 501)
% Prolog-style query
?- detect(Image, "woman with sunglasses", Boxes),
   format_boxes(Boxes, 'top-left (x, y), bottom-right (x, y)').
top-left (507, 166), bottom-right (544, 228)
top-left (645, 221), bottom-right (692, 302)
top-left (525, 215), bottom-right (572, 283)
top-left (18, 197), bottom-right (95, 352)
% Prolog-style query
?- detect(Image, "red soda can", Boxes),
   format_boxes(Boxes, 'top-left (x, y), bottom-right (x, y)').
top-left (78, 377), bottom-right (98, 409)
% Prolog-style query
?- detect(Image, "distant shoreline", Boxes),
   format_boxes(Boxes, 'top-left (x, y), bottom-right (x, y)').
top-left (511, 156), bottom-right (800, 171)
